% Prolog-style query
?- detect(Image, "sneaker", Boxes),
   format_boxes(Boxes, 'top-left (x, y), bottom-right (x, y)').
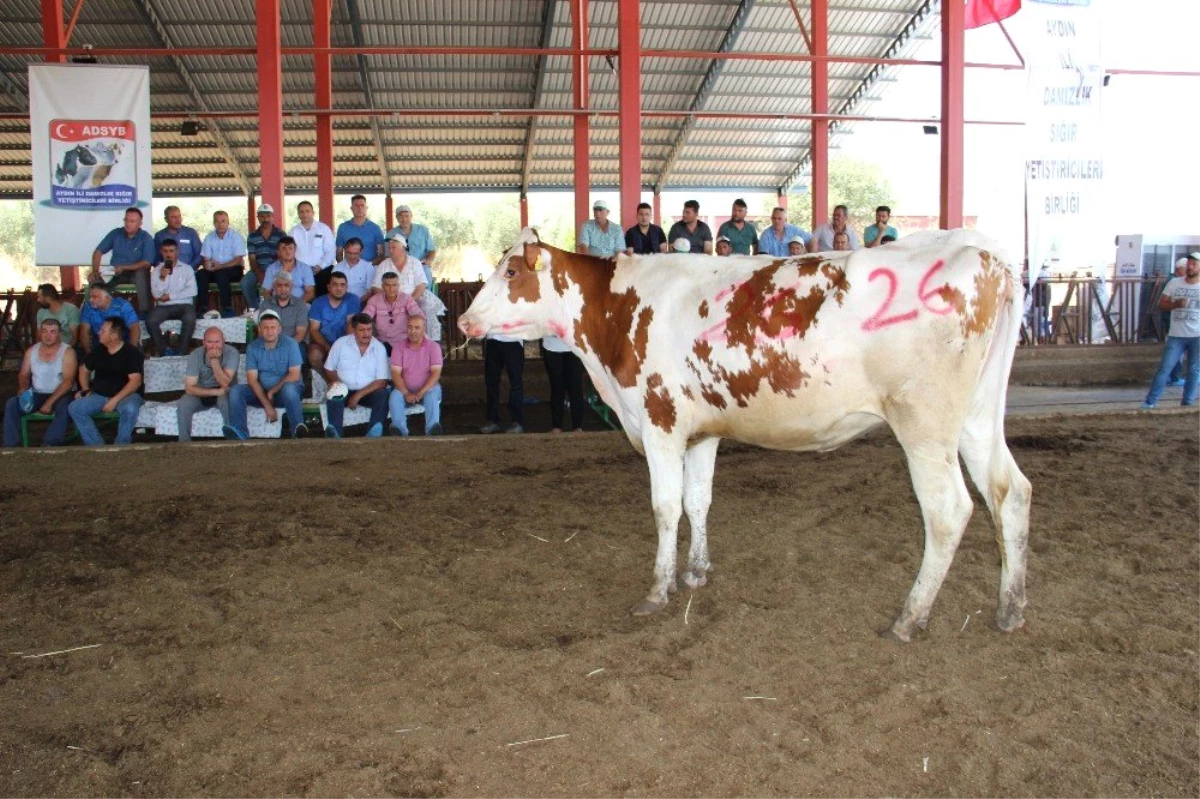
top-left (324, 426), bottom-right (341, 439)
top-left (1183, 401), bottom-right (1196, 408)
top-left (293, 423), bottom-right (310, 439)
top-left (479, 422), bottom-right (501, 434)
top-left (222, 424), bottom-right (246, 441)
top-left (427, 423), bottom-right (444, 436)
top-left (1139, 402), bottom-right (1157, 411)
top-left (365, 422), bottom-right (383, 438)
top-left (505, 423), bottom-right (524, 434)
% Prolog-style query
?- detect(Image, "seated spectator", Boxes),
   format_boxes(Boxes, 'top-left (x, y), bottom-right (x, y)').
top-left (625, 202), bottom-right (667, 255)
top-left (224, 310), bottom-right (307, 440)
top-left (541, 331), bottom-right (584, 434)
top-left (197, 210), bottom-right (246, 318)
top-left (363, 271), bottom-right (422, 354)
top-left (68, 317), bottom-right (144, 446)
top-left (3, 318), bottom-right (77, 447)
top-left (242, 204), bottom-right (283, 311)
top-left (863, 205), bottom-right (899, 248)
top-left (291, 200), bottom-right (336, 297)
top-left (78, 283), bottom-right (140, 356)
top-left (331, 237), bottom-right (374, 299)
top-left (322, 313), bottom-right (391, 439)
top-left (260, 272), bottom-right (310, 345)
top-left (715, 236), bottom-right (733, 257)
top-left (759, 207), bottom-right (811, 256)
top-left (667, 200), bottom-right (714, 255)
top-left (260, 236), bottom-right (315, 304)
top-left (787, 236), bottom-right (806, 256)
top-left (90, 206), bottom-right (155, 312)
top-left (389, 314), bottom-right (443, 436)
top-left (386, 204), bottom-right (439, 290)
top-left (307, 271), bottom-right (361, 370)
top-left (154, 205), bottom-right (202, 271)
top-left (146, 239), bottom-right (198, 355)
top-left (335, 194), bottom-right (386, 265)
top-left (177, 327), bottom-right (239, 443)
top-left (715, 198), bottom-right (758, 254)
top-left (35, 283), bottom-right (81, 348)
top-left (578, 199), bottom-right (624, 259)
top-left (809, 204), bottom-right (861, 252)
top-left (374, 235), bottom-right (446, 340)
top-left (833, 231), bottom-right (851, 252)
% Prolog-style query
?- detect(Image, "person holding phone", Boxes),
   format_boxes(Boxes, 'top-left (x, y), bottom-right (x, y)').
top-left (146, 239), bottom-right (199, 355)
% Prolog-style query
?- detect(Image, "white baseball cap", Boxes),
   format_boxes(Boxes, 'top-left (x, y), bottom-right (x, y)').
top-left (1177, 257), bottom-right (1189, 268)
top-left (387, 232), bottom-right (408, 248)
top-left (257, 203), bottom-right (274, 215)
top-left (672, 238), bottom-right (691, 253)
top-left (593, 199), bottom-right (609, 211)
top-left (788, 235), bottom-right (806, 245)
top-left (1189, 252), bottom-right (1200, 260)
top-left (396, 204), bottom-right (412, 214)
top-left (716, 235), bottom-right (731, 244)
top-left (325, 381), bottom-right (349, 401)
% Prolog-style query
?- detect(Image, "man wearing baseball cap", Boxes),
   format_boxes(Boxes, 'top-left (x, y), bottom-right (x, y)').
top-left (578, 199), bottom-right (624, 259)
top-left (715, 235), bottom-right (733, 257)
top-left (1141, 251), bottom-right (1199, 409)
top-left (242, 203), bottom-right (283, 311)
top-left (386, 204), bottom-right (438, 290)
top-left (224, 308), bottom-right (308, 439)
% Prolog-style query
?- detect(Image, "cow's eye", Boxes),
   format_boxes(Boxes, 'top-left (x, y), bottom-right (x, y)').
top-left (504, 268), bottom-right (516, 278)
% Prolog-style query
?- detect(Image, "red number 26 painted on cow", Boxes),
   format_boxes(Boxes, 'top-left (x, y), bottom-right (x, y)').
top-left (861, 259), bottom-right (955, 332)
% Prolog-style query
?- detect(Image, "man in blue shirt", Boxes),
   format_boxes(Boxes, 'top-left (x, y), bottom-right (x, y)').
top-left (224, 310), bottom-right (307, 440)
top-left (78, 283), bottom-right (141, 356)
top-left (386, 204), bottom-right (438, 289)
top-left (242, 203), bottom-right (283, 311)
top-left (758, 207), bottom-right (812, 256)
top-left (307, 271), bottom-right (361, 369)
top-left (336, 194), bottom-right (386, 266)
top-left (91, 206), bottom-right (156, 312)
top-left (198, 209), bottom-right (247, 316)
top-left (154, 205), bottom-right (202, 269)
top-left (863, 205), bottom-right (900, 248)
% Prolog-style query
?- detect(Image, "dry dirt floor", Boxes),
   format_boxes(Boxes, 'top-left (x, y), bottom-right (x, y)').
top-left (0, 412), bottom-right (1197, 797)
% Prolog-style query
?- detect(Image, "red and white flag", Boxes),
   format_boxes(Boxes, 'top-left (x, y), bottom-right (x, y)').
top-left (964, 0), bottom-right (1021, 29)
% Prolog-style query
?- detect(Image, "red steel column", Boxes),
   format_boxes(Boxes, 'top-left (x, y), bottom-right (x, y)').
top-left (810, 0), bottom-right (828, 233)
top-left (570, 0), bottom-right (590, 234)
top-left (519, 193), bottom-right (529, 228)
top-left (257, 0), bottom-right (286, 228)
top-left (43, 0), bottom-right (78, 290)
top-left (652, 190), bottom-right (661, 226)
top-left (248, 194), bottom-right (256, 230)
top-left (385, 194), bottom-right (393, 228)
top-left (617, 0), bottom-right (642, 230)
top-left (940, 0), bottom-right (965, 229)
top-left (777, 191), bottom-right (788, 210)
top-left (314, 0), bottom-right (334, 227)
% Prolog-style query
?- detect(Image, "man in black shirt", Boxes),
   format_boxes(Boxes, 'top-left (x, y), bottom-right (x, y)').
top-left (624, 202), bottom-right (667, 256)
top-left (68, 317), bottom-right (145, 446)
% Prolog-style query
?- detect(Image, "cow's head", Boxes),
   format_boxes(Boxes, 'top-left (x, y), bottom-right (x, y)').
top-left (459, 227), bottom-right (563, 340)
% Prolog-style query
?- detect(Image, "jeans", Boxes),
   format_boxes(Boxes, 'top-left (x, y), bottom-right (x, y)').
top-left (176, 393), bottom-right (230, 442)
top-left (388, 384), bottom-right (442, 435)
top-left (541, 346), bottom-right (585, 430)
top-left (326, 386), bottom-right (391, 435)
top-left (484, 338), bottom-right (524, 425)
top-left (68, 391), bottom-right (145, 446)
top-left (3, 392), bottom-right (71, 447)
top-left (240, 270), bottom-right (261, 310)
top-left (228, 381), bottom-right (304, 437)
top-left (146, 302), bottom-right (196, 353)
top-left (195, 266), bottom-right (244, 312)
top-left (1145, 336), bottom-right (1200, 406)
top-left (105, 268), bottom-right (151, 312)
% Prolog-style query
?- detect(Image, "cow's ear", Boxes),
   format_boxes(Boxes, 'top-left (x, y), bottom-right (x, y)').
top-left (524, 243), bottom-right (541, 271)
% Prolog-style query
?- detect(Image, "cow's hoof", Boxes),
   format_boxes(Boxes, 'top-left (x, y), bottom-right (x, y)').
top-left (680, 569), bottom-right (707, 590)
top-left (631, 598), bottom-right (667, 616)
top-left (991, 612), bottom-right (1025, 633)
top-left (878, 627), bottom-right (911, 643)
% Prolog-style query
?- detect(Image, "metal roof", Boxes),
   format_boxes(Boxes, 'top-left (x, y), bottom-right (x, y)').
top-left (0, 0), bottom-right (938, 197)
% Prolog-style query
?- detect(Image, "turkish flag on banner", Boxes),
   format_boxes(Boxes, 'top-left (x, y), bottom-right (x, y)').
top-left (964, 0), bottom-right (1021, 29)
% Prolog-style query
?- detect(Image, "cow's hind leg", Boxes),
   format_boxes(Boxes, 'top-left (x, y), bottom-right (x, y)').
top-left (885, 422), bottom-right (974, 642)
top-left (680, 437), bottom-right (720, 589)
top-left (631, 441), bottom-right (686, 616)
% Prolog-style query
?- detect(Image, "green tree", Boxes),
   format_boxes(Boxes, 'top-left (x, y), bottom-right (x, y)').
top-left (476, 199), bottom-right (520, 260)
top-left (766, 156), bottom-right (894, 233)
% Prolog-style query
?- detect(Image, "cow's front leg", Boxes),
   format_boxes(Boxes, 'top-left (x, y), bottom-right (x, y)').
top-left (680, 437), bottom-right (720, 589)
top-left (631, 440), bottom-right (686, 616)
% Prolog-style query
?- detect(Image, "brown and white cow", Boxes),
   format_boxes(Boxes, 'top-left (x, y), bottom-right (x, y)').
top-left (459, 227), bottom-right (1031, 641)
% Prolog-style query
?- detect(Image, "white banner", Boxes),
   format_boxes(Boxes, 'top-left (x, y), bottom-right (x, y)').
top-left (1024, 0), bottom-right (1104, 276)
top-left (29, 64), bottom-right (152, 266)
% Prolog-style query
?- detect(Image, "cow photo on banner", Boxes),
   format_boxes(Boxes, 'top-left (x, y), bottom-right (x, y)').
top-left (28, 64), bottom-right (153, 267)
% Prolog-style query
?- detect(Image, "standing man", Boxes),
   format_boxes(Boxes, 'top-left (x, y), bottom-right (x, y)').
top-left (335, 194), bottom-right (386, 265)
top-left (758, 207), bottom-right (811, 256)
top-left (387, 204), bottom-right (439, 289)
top-left (154, 205), bottom-right (202, 270)
top-left (810, 204), bottom-right (861, 252)
top-left (716, 198), bottom-right (759, 255)
top-left (863, 205), bottom-right (899, 248)
top-left (261, 236), bottom-right (315, 304)
top-left (91, 206), bottom-right (156, 312)
top-left (1141, 252), bottom-right (1200, 409)
top-left (578, 199), bottom-right (625, 259)
top-left (242, 203), bottom-right (283, 311)
top-left (260, 272), bottom-right (311, 345)
top-left (68, 317), bottom-right (145, 446)
top-left (307, 271), bottom-right (361, 370)
top-left (78, 284), bottom-right (140, 356)
top-left (3, 318), bottom-right (77, 448)
top-left (290, 200), bottom-right (336, 296)
top-left (35, 284), bottom-right (81, 347)
top-left (624, 202), bottom-right (668, 255)
top-left (331, 237), bottom-right (374, 299)
top-left (481, 331), bottom-right (524, 435)
top-left (224, 310), bottom-right (307, 440)
top-left (667, 200), bottom-right (714, 255)
top-left (145, 239), bottom-right (198, 355)
top-left (322, 313), bottom-right (391, 439)
top-left (177, 327), bottom-right (240, 442)
top-left (197, 210), bottom-right (247, 317)
top-left (389, 314), bottom-right (444, 437)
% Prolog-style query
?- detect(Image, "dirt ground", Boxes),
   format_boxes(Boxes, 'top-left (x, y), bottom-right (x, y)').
top-left (0, 412), bottom-right (1196, 797)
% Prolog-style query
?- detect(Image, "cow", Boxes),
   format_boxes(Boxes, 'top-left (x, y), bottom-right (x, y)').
top-left (458, 227), bottom-right (1031, 641)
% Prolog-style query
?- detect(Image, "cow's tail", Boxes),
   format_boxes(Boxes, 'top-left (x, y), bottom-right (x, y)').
top-left (968, 249), bottom-right (1023, 434)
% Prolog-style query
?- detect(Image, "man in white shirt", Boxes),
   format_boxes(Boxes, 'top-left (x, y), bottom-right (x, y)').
top-left (809, 204), bottom-right (861, 252)
top-left (332, 238), bottom-right (374, 299)
top-left (290, 200), bottom-right (336, 297)
top-left (322, 313), bottom-right (392, 438)
top-left (146, 239), bottom-right (199, 355)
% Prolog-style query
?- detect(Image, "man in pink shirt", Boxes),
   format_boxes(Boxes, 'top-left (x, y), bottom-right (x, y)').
top-left (388, 314), bottom-right (443, 436)
top-left (363, 271), bottom-right (421, 355)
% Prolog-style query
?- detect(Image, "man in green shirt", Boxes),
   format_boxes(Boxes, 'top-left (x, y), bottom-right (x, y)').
top-left (716, 198), bottom-right (759, 255)
top-left (35, 283), bottom-right (81, 347)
